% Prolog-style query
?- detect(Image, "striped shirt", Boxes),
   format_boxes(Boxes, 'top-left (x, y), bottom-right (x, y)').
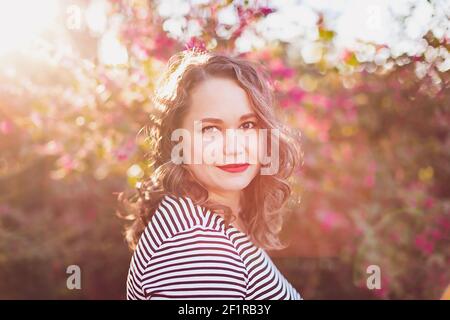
top-left (126, 194), bottom-right (302, 300)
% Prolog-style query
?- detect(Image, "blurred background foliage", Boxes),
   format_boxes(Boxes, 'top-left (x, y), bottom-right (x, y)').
top-left (0, 0), bottom-right (449, 299)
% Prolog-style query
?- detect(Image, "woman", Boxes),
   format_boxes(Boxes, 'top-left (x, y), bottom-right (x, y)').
top-left (118, 49), bottom-right (303, 300)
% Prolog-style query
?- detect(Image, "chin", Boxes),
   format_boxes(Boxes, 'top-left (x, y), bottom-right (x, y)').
top-left (213, 167), bottom-right (258, 190)
top-left (218, 179), bottom-right (253, 191)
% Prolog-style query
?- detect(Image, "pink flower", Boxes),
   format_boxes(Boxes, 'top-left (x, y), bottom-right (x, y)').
top-left (270, 59), bottom-right (295, 78)
top-left (414, 234), bottom-right (434, 255)
top-left (428, 228), bottom-right (443, 241)
top-left (436, 216), bottom-right (450, 232)
top-left (363, 173), bottom-right (375, 188)
top-left (318, 210), bottom-right (346, 231)
top-left (114, 138), bottom-right (137, 161)
top-left (151, 33), bottom-right (178, 60)
top-left (184, 37), bottom-right (207, 53)
top-left (259, 7), bottom-right (275, 16)
top-left (280, 87), bottom-right (305, 109)
top-left (288, 87), bottom-right (305, 103)
top-left (0, 120), bottom-right (13, 134)
top-left (58, 154), bottom-right (75, 171)
top-left (424, 197), bottom-right (435, 209)
top-left (309, 94), bottom-right (332, 109)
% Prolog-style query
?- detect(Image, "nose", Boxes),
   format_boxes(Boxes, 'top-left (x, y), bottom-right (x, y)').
top-left (223, 129), bottom-right (246, 162)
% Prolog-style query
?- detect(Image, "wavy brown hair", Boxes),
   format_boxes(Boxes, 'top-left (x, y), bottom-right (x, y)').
top-left (116, 49), bottom-right (303, 251)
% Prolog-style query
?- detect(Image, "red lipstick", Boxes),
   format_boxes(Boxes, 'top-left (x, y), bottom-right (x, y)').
top-left (216, 163), bottom-right (250, 173)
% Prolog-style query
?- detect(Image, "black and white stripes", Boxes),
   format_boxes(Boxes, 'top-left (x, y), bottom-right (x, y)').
top-left (126, 194), bottom-right (302, 300)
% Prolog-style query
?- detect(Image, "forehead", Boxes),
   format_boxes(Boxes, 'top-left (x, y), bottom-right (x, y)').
top-left (186, 77), bottom-right (254, 120)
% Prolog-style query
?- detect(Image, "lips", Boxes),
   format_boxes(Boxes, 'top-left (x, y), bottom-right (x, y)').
top-left (216, 163), bottom-right (250, 173)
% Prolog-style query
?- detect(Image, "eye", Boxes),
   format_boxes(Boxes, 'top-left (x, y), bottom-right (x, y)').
top-left (240, 121), bottom-right (257, 130)
top-left (201, 125), bottom-right (221, 134)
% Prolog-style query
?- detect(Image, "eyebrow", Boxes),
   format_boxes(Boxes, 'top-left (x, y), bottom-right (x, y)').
top-left (201, 113), bottom-right (258, 124)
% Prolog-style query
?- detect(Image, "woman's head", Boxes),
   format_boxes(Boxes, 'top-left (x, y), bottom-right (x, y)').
top-left (118, 50), bottom-right (303, 250)
top-left (179, 76), bottom-right (261, 194)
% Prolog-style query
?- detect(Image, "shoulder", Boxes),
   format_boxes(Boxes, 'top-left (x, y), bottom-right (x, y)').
top-left (134, 194), bottom-right (228, 263)
top-left (140, 231), bottom-right (248, 299)
top-left (128, 195), bottom-right (248, 299)
top-left (155, 194), bottom-right (206, 232)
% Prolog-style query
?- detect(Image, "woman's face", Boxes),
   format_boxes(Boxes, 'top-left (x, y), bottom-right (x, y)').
top-left (179, 77), bottom-right (261, 193)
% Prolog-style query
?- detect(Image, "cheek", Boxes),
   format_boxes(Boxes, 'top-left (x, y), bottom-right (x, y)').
top-left (249, 162), bottom-right (261, 179)
top-left (186, 163), bottom-right (225, 184)
top-left (246, 132), bottom-right (261, 165)
top-left (185, 164), bottom-right (209, 186)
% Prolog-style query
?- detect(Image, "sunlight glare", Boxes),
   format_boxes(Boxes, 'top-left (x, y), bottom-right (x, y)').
top-left (0, 0), bottom-right (59, 56)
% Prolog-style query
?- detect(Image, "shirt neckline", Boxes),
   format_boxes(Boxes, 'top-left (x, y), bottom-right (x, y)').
top-left (175, 194), bottom-right (251, 240)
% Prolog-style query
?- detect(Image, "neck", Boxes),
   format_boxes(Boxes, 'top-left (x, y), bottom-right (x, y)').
top-left (208, 189), bottom-right (241, 216)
